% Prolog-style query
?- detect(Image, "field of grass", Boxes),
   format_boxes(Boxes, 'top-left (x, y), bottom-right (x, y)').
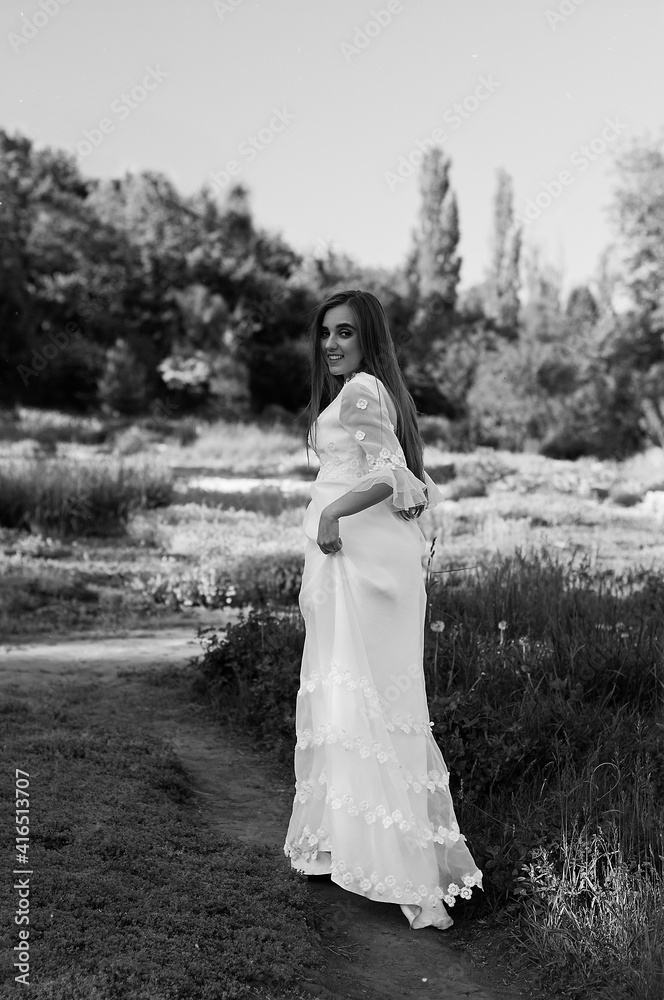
top-left (197, 557), bottom-right (664, 999)
top-left (3, 407), bottom-right (664, 998)
top-left (4, 429), bottom-right (664, 637)
top-left (0, 676), bottom-right (320, 1000)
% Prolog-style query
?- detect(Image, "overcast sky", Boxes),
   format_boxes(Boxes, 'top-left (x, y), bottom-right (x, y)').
top-left (1, 0), bottom-right (662, 295)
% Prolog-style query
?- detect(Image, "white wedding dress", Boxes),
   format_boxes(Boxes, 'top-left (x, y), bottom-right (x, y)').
top-left (283, 371), bottom-right (482, 929)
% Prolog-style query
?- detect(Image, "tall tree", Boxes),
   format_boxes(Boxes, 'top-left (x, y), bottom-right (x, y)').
top-left (521, 245), bottom-right (564, 344)
top-left (0, 131), bottom-right (38, 404)
top-left (486, 168), bottom-right (522, 335)
top-left (611, 139), bottom-right (664, 316)
top-left (602, 138), bottom-right (664, 448)
top-left (411, 148), bottom-right (461, 312)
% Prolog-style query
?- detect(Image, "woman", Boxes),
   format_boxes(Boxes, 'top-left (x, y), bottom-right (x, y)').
top-left (283, 289), bottom-right (482, 930)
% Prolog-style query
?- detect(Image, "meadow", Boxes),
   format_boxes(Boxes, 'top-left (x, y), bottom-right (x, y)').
top-left (2, 406), bottom-right (664, 998)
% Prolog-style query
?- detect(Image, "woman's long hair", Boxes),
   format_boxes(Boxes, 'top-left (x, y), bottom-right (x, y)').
top-left (305, 289), bottom-right (426, 500)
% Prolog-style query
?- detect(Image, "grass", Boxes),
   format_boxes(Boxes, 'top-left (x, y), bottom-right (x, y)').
top-left (131, 504), bottom-right (307, 608)
top-left (5, 410), bottom-right (664, 996)
top-left (5, 438), bottom-right (664, 636)
top-left (0, 679), bottom-right (321, 1000)
top-left (0, 407), bottom-right (108, 449)
top-left (0, 457), bottom-right (173, 537)
top-left (161, 419), bottom-right (311, 476)
top-left (195, 551), bottom-right (664, 1000)
top-left (520, 828), bottom-right (664, 1000)
top-left (0, 501), bottom-right (309, 638)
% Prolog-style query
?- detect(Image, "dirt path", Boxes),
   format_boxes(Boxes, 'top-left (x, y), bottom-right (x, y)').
top-left (0, 627), bottom-right (546, 1000)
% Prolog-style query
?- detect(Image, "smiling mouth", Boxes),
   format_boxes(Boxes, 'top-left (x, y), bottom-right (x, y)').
top-left (327, 355), bottom-right (344, 361)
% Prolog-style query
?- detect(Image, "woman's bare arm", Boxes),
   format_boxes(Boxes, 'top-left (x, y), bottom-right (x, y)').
top-left (317, 483), bottom-right (393, 553)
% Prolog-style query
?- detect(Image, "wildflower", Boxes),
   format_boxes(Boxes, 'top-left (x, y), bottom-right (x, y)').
top-left (430, 620), bottom-right (445, 633)
top-left (498, 620), bottom-right (507, 631)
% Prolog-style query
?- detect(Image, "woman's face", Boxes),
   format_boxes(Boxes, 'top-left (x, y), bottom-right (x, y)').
top-left (320, 303), bottom-right (364, 378)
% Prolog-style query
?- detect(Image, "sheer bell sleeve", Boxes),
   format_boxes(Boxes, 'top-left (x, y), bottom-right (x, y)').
top-left (339, 377), bottom-right (443, 512)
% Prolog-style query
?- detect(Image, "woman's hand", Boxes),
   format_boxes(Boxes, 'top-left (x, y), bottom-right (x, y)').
top-left (317, 510), bottom-right (342, 555)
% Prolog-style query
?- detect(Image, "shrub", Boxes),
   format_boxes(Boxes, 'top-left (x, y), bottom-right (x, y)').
top-left (157, 351), bottom-right (212, 409)
top-left (194, 607), bottom-right (305, 760)
top-left (418, 415), bottom-right (470, 451)
top-left (445, 476), bottom-right (487, 500)
top-left (98, 339), bottom-right (150, 416)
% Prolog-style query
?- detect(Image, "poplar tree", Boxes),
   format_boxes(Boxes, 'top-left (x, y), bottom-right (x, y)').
top-left (487, 168), bottom-right (521, 335)
top-left (411, 148), bottom-right (461, 312)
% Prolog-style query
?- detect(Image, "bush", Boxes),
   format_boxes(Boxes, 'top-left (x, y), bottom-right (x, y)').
top-left (98, 339), bottom-right (151, 416)
top-left (444, 475), bottom-right (487, 499)
top-left (418, 414), bottom-right (471, 452)
top-left (194, 607), bottom-right (305, 760)
top-left (19, 332), bottom-right (107, 412)
top-left (157, 351), bottom-right (212, 410)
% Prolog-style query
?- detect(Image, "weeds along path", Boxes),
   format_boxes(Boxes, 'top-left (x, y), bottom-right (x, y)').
top-left (0, 626), bottom-right (540, 1000)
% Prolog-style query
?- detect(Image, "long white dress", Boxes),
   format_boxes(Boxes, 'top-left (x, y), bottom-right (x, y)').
top-left (283, 370), bottom-right (482, 930)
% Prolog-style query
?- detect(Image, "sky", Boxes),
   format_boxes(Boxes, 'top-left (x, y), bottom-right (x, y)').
top-left (1, 0), bottom-right (662, 296)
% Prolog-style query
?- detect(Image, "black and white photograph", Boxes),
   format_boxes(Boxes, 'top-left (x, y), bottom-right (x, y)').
top-left (1, 2), bottom-right (663, 998)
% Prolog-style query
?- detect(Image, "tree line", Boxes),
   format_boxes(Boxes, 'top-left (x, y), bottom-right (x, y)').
top-left (1, 127), bottom-right (663, 458)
